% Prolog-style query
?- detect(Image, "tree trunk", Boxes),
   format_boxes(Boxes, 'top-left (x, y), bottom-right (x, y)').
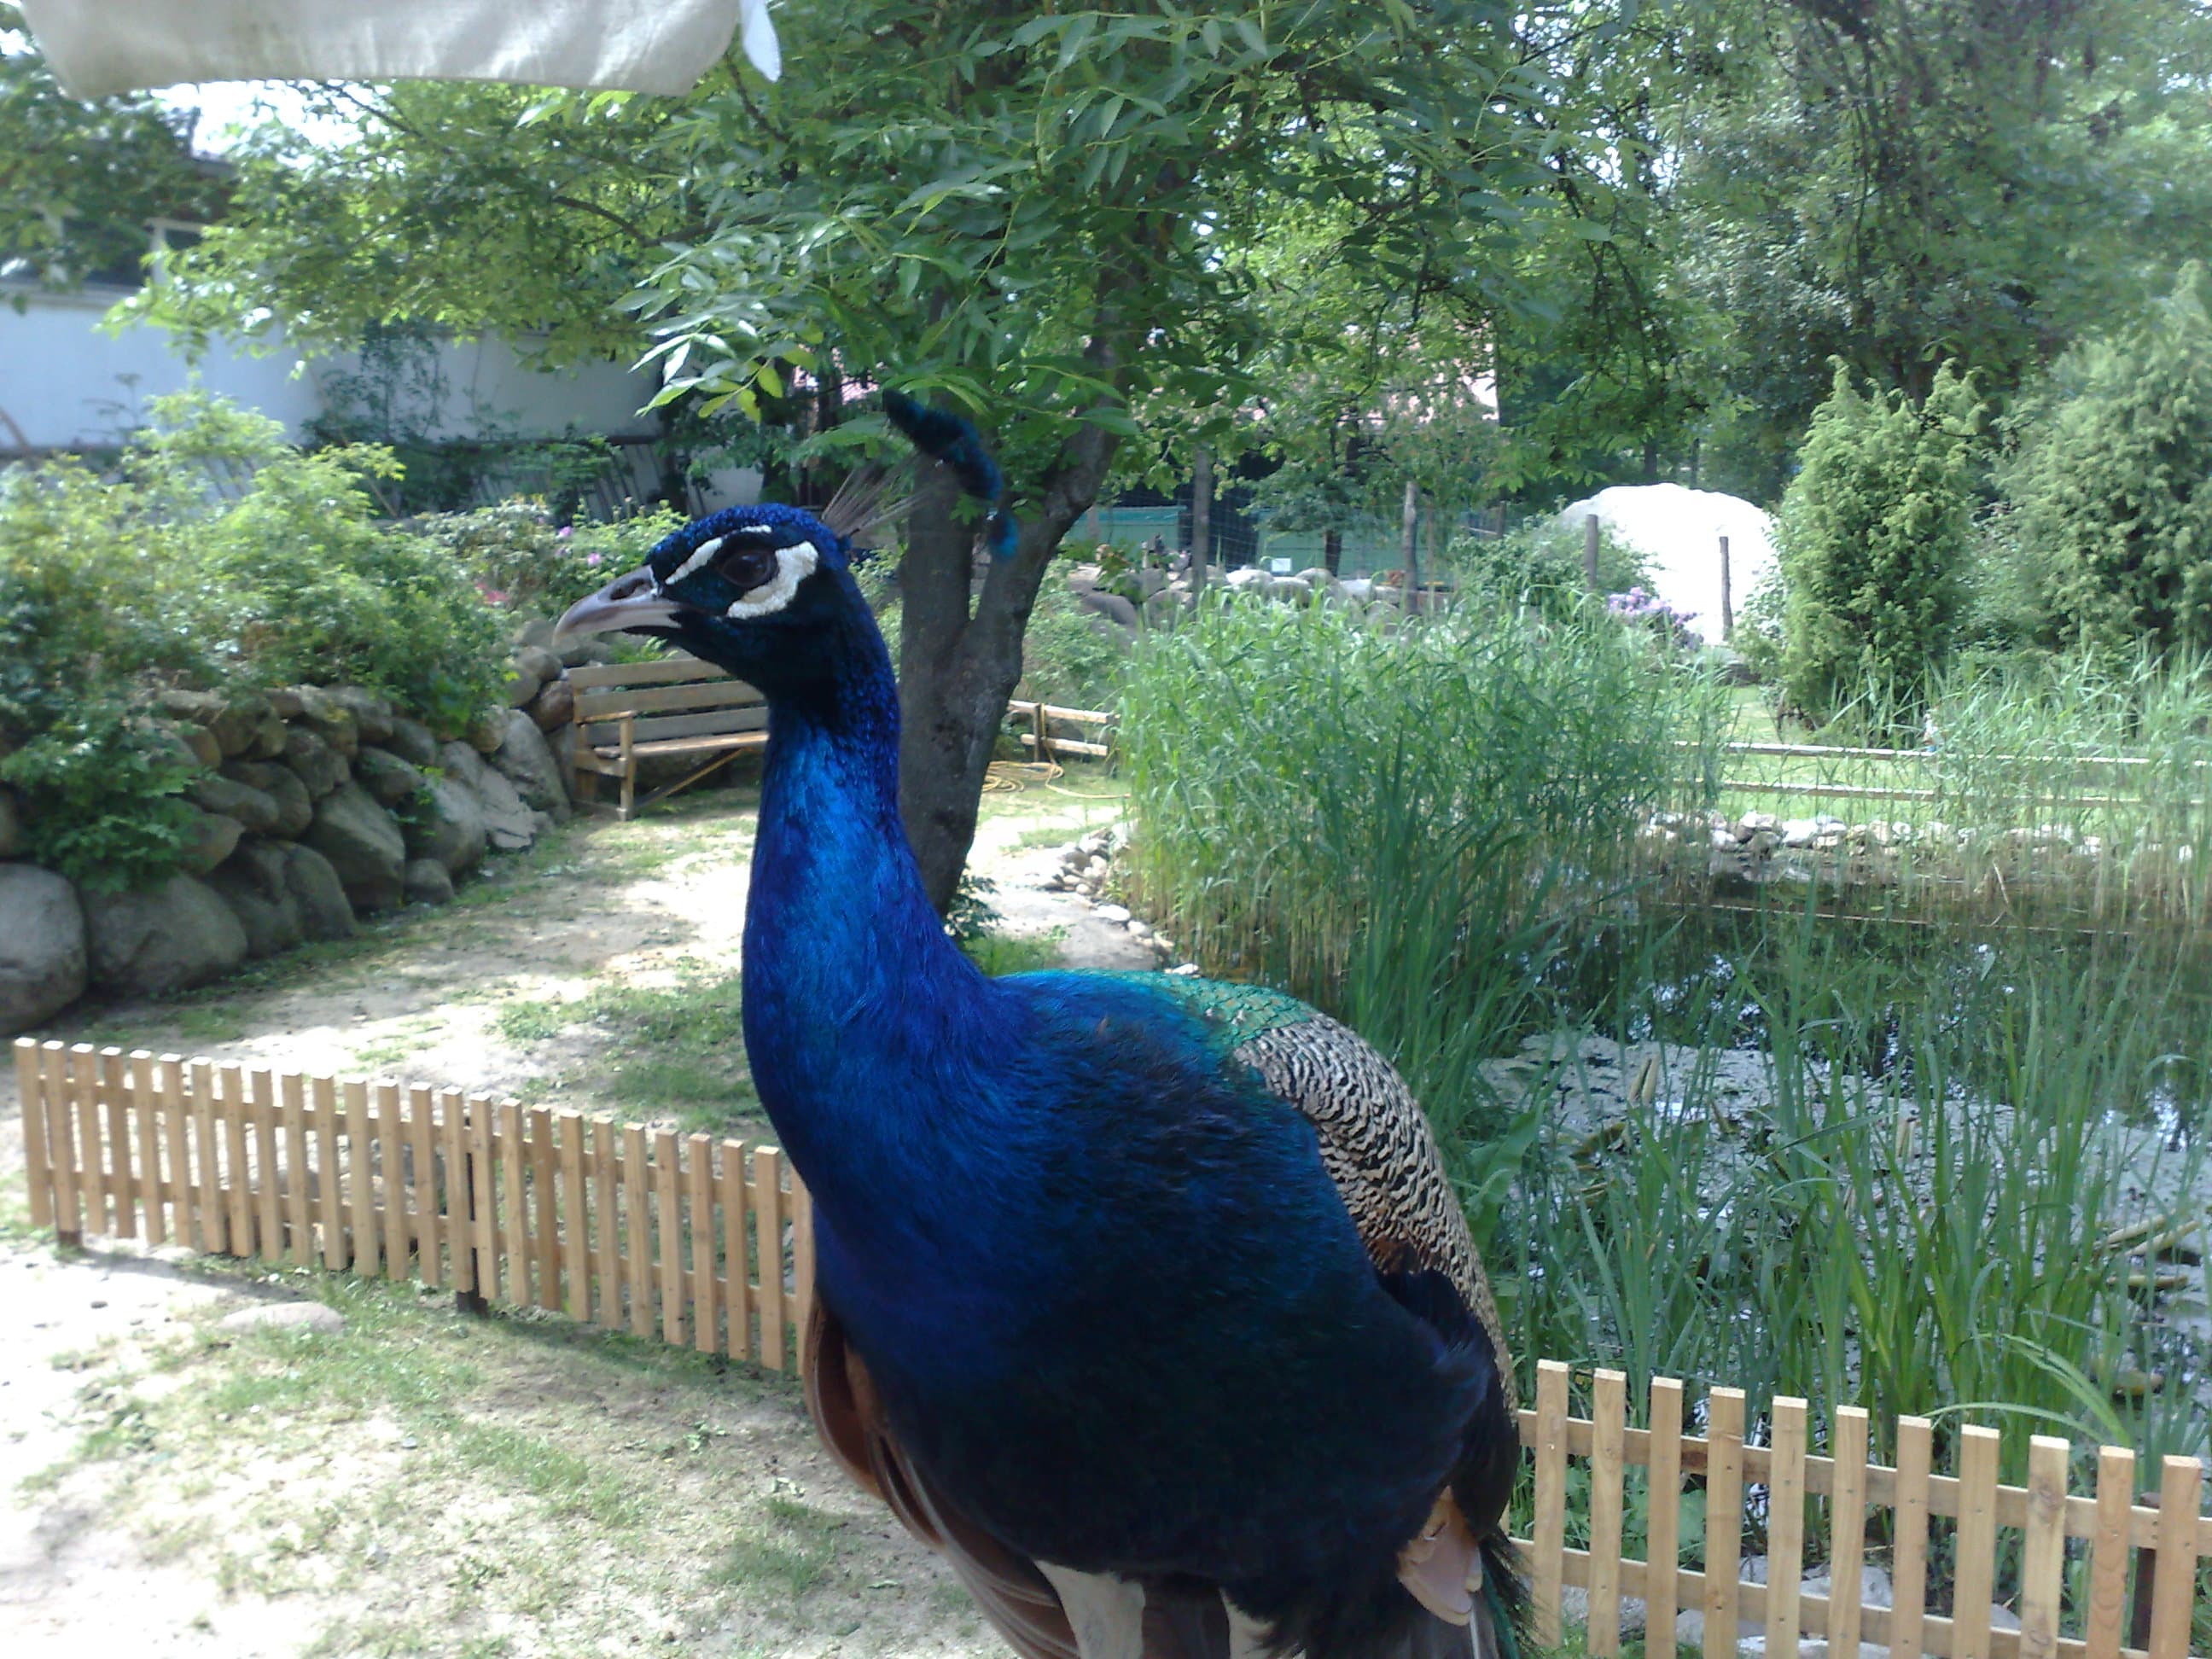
top-left (1400, 479), bottom-right (1420, 613)
top-left (896, 400), bottom-right (1121, 917)
top-left (1190, 445), bottom-right (1211, 593)
top-left (1323, 527), bottom-right (1342, 577)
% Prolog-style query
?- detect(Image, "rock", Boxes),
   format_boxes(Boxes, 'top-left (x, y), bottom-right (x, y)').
top-left (327, 685), bottom-right (395, 743)
top-left (505, 660), bottom-right (547, 709)
top-left (515, 644), bottom-right (564, 688)
top-left (1801, 1565), bottom-right (1892, 1611)
top-left (1781, 818), bottom-right (1819, 849)
top-left (354, 747), bottom-right (428, 809)
top-left (265, 687), bottom-right (306, 719)
top-left (0, 786), bottom-right (22, 859)
top-left (511, 615), bottom-right (558, 650)
top-left (305, 782), bottom-right (406, 913)
top-left (297, 694), bottom-right (359, 759)
top-left (467, 710), bottom-right (508, 753)
top-left (84, 874), bottom-right (248, 996)
top-left (156, 687), bottom-right (226, 726)
top-left (209, 692), bottom-right (272, 760)
top-left (527, 675), bottom-right (575, 734)
top-left (442, 741), bottom-right (537, 851)
top-left (384, 717), bottom-right (440, 768)
top-left (207, 839), bottom-right (304, 958)
top-left (281, 843), bottom-right (355, 941)
top-left (141, 721), bottom-right (206, 775)
top-left (178, 805), bottom-right (244, 874)
top-left (1562, 1586), bottom-right (1646, 1639)
top-left (223, 761), bottom-right (313, 838)
top-left (1094, 903), bottom-right (1132, 923)
top-left (245, 710), bottom-right (289, 760)
top-left (554, 635), bottom-right (612, 669)
top-left (165, 719), bottom-right (223, 770)
top-left (0, 864), bottom-right (86, 1033)
top-left (1078, 590), bottom-right (1142, 631)
top-left (1126, 920), bottom-right (1152, 940)
top-left (217, 1301), bottom-right (346, 1336)
top-left (282, 726), bottom-right (351, 798)
top-left (405, 777), bottom-right (488, 877)
top-left (403, 858), bottom-right (456, 905)
top-left (491, 710), bottom-right (570, 819)
top-left (189, 772), bottom-right (282, 834)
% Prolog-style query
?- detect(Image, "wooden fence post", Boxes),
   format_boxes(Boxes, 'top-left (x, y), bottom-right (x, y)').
top-left (16, 1038), bottom-right (50, 1231)
top-left (1646, 1377), bottom-right (1684, 1648)
top-left (1889, 1417), bottom-right (1933, 1659)
top-left (1531, 1359), bottom-right (1569, 1647)
top-left (1588, 1368), bottom-right (1627, 1656)
top-left (1703, 1387), bottom-right (1746, 1659)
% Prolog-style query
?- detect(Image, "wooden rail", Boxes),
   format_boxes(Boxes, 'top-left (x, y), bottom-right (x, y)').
top-left (13, 1039), bottom-right (808, 1369)
top-left (1007, 699), bottom-right (1115, 760)
top-left (16, 1040), bottom-right (2212, 1656)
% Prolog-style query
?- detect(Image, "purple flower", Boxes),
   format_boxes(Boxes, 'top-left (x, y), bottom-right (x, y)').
top-left (585, 552), bottom-right (603, 568)
top-left (557, 526), bottom-right (573, 540)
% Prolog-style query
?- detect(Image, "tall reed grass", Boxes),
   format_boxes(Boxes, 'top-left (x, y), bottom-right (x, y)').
top-left (1119, 599), bottom-right (1729, 1151)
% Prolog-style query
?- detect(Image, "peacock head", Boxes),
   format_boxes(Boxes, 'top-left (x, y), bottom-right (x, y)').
top-left (554, 503), bottom-right (873, 696)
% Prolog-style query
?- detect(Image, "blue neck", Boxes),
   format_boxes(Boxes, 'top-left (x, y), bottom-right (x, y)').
top-left (738, 614), bottom-right (1005, 1237)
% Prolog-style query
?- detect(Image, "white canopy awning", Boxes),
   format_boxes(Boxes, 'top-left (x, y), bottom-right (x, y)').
top-left (19, 0), bottom-right (778, 96)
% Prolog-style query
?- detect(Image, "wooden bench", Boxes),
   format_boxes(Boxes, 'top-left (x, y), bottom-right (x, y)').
top-left (567, 657), bottom-right (769, 819)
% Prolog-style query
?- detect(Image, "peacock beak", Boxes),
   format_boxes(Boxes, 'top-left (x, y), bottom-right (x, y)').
top-left (556, 566), bottom-right (683, 639)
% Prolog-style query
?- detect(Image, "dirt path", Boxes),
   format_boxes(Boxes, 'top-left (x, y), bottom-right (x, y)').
top-left (1, 771), bottom-right (1141, 1659)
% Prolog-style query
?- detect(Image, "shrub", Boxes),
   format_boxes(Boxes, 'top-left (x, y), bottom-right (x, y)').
top-left (412, 501), bottom-right (684, 619)
top-left (1447, 518), bottom-right (1647, 621)
top-left (0, 705), bottom-right (199, 891)
top-left (2001, 265), bottom-right (2212, 658)
top-left (1777, 361), bottom-right (1984, 728)
top-left (1020, 580), bottom-right (1127, 708)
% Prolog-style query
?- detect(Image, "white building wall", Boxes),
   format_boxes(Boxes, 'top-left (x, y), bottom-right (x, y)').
top-left (0, 283), bottom-right (661, 453)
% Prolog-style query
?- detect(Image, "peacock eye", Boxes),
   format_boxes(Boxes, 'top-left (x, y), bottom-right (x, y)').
top-left (714, 543), bottom-right (781, 593)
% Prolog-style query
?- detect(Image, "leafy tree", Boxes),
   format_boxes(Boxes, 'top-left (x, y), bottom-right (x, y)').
top-left (2003, 265), bottom-right (2212, 657)
top-left (1778, 362), bottom-right (1985, 726)
top-left (133, 2), bottom-right (1635, 911)
top-left (0, 2), bottom-right (224, 291)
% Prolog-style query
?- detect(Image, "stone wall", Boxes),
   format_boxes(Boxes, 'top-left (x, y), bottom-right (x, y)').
top-left (0, 626), bottom-right (597, 1036)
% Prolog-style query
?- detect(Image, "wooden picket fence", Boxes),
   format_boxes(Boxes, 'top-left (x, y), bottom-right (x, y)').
top-left (12, 1038), bottom-right (810, 1369)
top-left (1519, 1361), bottom-right (2208, 1659)
top-left (15, 1039), bottom-right (2212, 1658)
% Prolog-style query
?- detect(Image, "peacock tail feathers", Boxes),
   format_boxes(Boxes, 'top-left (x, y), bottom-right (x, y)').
top-left (882, 387), bottom-right (1019, 558)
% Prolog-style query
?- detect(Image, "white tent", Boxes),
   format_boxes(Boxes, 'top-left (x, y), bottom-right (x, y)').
top-left (1557, 482), bottom-right (1777, 647)
top-left (20, 0), bottom-right (779, 96)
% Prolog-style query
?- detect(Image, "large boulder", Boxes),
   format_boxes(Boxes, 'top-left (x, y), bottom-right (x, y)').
top-left (163, 719), bottom-right (222, 770)
top-left (223, 760), bottom-right (313, 837)
top-left (441, 741), bottom-right (538, 851)
top-left (304, 782), bottom-right (406, 913)
top-left (403, 776), bottom-right (487, 876)
top-left (209, 693), bottom-right (272, 760)
top-left (0, 864), bottom-right (87, 1033)
top-left (281, 843), bottom-right (355, 940)
top-left (85, 874), bottom-right (247, 997)
top-left (383, 716), bottom-right (439, 767)
top-left (207, 839), bottom-right (304, 958)
top-left (327, 685), bottom-right (396, 743)
top-left (526, 675), bottom-right (574, 734)
top-left (354, 746), bottom-right (427, 809)
top-left (281, 726), bottom-right (351, 798)
top-left (504, 657), bottom-right (548, 709)
top-left (491, 710), bottom-right (570, 820)
top-left (290, 685), bottom-right (360, 758)
top-left (403, 858), bottom-right (455, 906)
top-left (189, 772), bottom-right (281, 835)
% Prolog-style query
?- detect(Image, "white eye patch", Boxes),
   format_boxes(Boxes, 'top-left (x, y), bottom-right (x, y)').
top-left (726, 540), bottom-right (822, 618)
top-left (666, 536), bottom-right (724, 586)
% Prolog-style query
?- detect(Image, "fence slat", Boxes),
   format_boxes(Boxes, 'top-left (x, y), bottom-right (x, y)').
top-left (1645, 1378), bottom-right (1684, 1650)
top-left (721, 1139), bottom-right (749, 1359)
top-left (753, 1147), bottom-right (785, 1371)
top-left (530, 1108), bottom-right (561, 1313)
top-left (1765, 1398), bottom-right (1808, 1657)
top-left (1831, 1406), bottom-right (1871, 1659)
top-left (43, 1043), bottom-right (80, 1242)
top-left (1955, 1426), bottom-right (2002, 1659)
top-left (102, 1048), bottom-right (133, 1238)
top-left (15, 1040), bottom-right (49, 1231)
top-left (131, 1051), bottom-right (161, 1245)
top-left (1532, 1359), bottom-right (1570, 1647)
top-left (160, 1053), bottom-right (189, 1245)
top-left (189, 1058), bottom-right (220, 1253)
top-left (591, 1116), bottom-right (620, 1330)
top-left (792, 1173), bottom-right (815, 1342)
top-left (2087, 1447), bottom-right (2136, 1659)
top-left (313, 1074), bottom-right (343, 1271)
top-left (1587, 1369), bottom-right (1627, 1656)
top-left (2146, 1457), bottom-right (2202, 1659)
top-left (560, 1112), bottom-right (588, 1322)
top-left (1892, 1417), bottom-right (1934, 1659)
top-left (623, 1124), bottom-right (651, 1338)
top-left (251, 1068), bottom-right (280, 1258)
top-left (2022, 1436), bottom-right (2070, 1659)
top-left (407, 1084), bottom-right (440, 1288)
top-left (376, 1081), bottom-right (405, 1279)
top-left (685, 1132), bottom-right (715, 1355)
top-left (468, 1097), bottom-right (497, 1301)
top-left (433, 1089), bottom-right (464, 1290)
top-left (347, 1080), bottom-right (378, 1277)
top-left (75, 1045), bottom-right (108, 1237)
top-left (1703, 1388), bottom-right (1747, 1659)
top-left (281, 1073), bottom-right (311, 1264)
top-left (655, 1131), bottom-right (683, 1345)
top-left (219, 1063), bottom-right (250, 1251)
top-left (500, 1100), bottom-right (529, 1306)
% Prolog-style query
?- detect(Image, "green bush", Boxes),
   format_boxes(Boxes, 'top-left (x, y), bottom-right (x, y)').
top-left (1777, 361), bottom-right (1984, 727)
top-left (1446, 518), bottom-right (1647, 621)
top-left (412, 501), bottom-right (684, 620)
top-left (2000, 265), bottom-right (2212, 657)
top-left (0, 706), bottom-right (199, 891)
top-left (1020, 580), bottom-right (1128, 709)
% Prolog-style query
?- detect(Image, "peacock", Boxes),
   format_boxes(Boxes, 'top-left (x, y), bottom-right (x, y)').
top-left (556, 397), bottom-right (1524, 1659)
